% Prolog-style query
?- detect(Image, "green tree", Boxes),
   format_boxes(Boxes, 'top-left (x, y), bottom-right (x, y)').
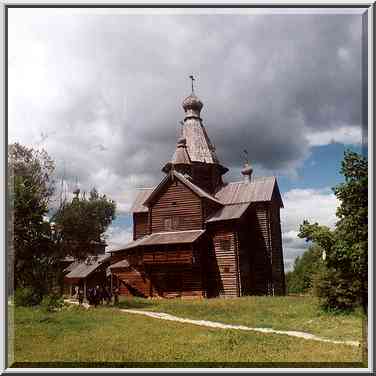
top-left (8, 143), bottom-right (57, 296)
top-left (52, 188), bottom-right (116, 260)
top-left (298, 150), bottom-right (368, 312)
top-left (285, 244), bottom-right (323, 294)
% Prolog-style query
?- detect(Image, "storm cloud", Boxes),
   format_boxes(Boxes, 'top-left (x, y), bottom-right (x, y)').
top-left (9, 8), bottom-right (363, 212)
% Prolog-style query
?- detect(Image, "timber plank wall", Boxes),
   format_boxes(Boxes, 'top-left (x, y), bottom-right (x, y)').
top-left (110, 245), bottom-right (205, 298)
top-left (133, 213), bottom-right (149, 240)
top-left (150, 179), bottom-right (203, 233)
top-left (269, 200), bottom-right (286, 295)
top-left (207, 223), bottom-right (239, 298)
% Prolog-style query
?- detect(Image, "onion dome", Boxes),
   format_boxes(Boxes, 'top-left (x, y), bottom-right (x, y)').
top-left (182, 94), bottom-right (203, 112)
top-left (182, 94), bottom-right (203, 119)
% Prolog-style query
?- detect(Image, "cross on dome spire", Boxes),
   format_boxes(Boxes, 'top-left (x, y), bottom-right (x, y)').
top-left (189, 75), bottom-right (195, 94)
top-left (182, 75), bottom-right (203, 118)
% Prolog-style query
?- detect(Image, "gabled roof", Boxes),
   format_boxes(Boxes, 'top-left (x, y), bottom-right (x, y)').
top-left (206, 203), bottom-right (250, 223)
top-left (131, 175), bottom-right (282, 214)
top-left (143, 170), bottom-right (222, 208)
top-left (173, 171), bottom-right (222, 205)
top-left (109, 230), bottom-right (206, 253)
top-left (63, 260), bottom-right (80, 274)
top-left (130, 188), bottom-right (154, 213)
top-left (214, 177), bottom-right (283, 207)
top-left (64, 254), bottom-right (111, 280)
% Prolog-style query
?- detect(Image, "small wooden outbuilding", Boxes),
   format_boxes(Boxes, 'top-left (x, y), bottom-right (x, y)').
top-left (64, 254), bottom-right (111, 298)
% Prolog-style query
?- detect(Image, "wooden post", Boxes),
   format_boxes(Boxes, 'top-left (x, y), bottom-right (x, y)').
top-left (84, 280), bottom-right (87, 300)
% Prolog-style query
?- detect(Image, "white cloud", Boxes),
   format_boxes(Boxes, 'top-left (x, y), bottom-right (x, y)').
top-left (281, 187), bottom-right (339, 271)
top-left (307, 125), bottom-right (362, 146)
top-left (105, 225), bottom-right (133, 251)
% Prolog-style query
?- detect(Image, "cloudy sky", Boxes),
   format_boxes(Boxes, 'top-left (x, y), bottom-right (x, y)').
top-left (8, 8), bottom-right (367, 271)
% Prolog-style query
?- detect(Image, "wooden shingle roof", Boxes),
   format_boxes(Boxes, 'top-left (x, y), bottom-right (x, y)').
top-left (130, 188), bottom-right (154, 213)
top-left (206, 203), bottom-right (250, 223)
top-left (182, 118), bottom-right (219, 164)
top-left (130, 175), bottom-right (282, 214)
top-left (110, 230), bottom-right (206, 253)
top-left (215, 177), bottom-right (283, 207)
top-left (64, 254), bottom-right (110, 280)
top-left (173, 171), bottom-right (222, 205)
top-left (142, 170), bottom-right (222, 208)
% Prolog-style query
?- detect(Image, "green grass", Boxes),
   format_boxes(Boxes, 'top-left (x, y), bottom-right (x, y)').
top-left (11, 296), bottom-right (366, 367)
top-left (117, 295), bottom-right (364, 342)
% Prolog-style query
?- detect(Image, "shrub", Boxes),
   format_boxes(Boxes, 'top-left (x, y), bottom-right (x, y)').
top-left (314, 267), bottom-right (360, 312)
top-left (40, 293), bottom-right (64, 312)
top-left (14, 287), bottom-right (42, 307)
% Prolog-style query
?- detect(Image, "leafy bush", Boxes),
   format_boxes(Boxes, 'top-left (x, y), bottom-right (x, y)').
top-left (14, 287), bottom-right (42, 307)
top-left (313, 267), bottom-right (361, 312)
top-left (40, 293), bottom-right (64, 312)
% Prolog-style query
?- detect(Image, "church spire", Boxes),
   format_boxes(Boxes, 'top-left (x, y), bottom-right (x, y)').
top-left (163, 78), bottom-right (229, 193)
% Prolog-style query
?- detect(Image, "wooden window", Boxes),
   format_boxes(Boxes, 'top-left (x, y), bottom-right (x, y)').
top-left (223, 266), bottom-right (230, 273)
top-left (164, 217), bottom-right (173, 230)
top-left (219, 239), bottom-right (231, 250)
top-left (164, 216), bottom-right (180, 230)
top-left (173, 216), bottom-right (180, 229)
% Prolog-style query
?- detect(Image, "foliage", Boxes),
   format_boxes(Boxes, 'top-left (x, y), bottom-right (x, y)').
top-left (51, 188), bottom-right (116, 260)
top-left (298, 150), bottom-right (368, 312)
top-left (285, 244), bottom-right (324, 294)
top-left (9, 143), bottom-right (58, 293)
top-left (313, 267), bottom-right (361, 313)
top-left (9, 142), bottom-right (117, 298)
top-left (40, 293), bottom-right (64, 312)
top-left (14, 287), bottom-right (43, 307)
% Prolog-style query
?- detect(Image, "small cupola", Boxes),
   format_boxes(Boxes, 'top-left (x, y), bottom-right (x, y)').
top-left (171, 137), bottom-right (191, 165)
top-left (162, 136), bottom-right (191, 175)
top-left (241, 150), bottom-right (253, 182)
top-left (182, 75), bottom-right (203, 119)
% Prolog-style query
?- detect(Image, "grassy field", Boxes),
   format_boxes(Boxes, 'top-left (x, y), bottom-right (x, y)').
top-left (117, 295), bottom-right (364, 342)
top-left (11, 296), bottom-right (366, 368)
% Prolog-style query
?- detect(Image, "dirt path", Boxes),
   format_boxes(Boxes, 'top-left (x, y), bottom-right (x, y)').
top-left (64, 299), bottom-right (360, 347)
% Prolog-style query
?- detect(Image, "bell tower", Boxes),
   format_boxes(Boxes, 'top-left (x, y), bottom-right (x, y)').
top-left (163, 76), bottom-right (228, 194)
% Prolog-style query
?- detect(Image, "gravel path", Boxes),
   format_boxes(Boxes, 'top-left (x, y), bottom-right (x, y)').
top-left (64, 299), bottom-right (360, 347)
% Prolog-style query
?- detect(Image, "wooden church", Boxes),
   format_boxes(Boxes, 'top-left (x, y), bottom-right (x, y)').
top-left (109, 80), bottom-right (285, 298)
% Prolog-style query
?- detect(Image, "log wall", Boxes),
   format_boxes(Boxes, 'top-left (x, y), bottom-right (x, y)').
top-left (191, 164), bottom-right (217, 194)
top-left (236, 214), bottom-right (253, 296)
top-left (133, 213), bottom-right (149, 240)
top-left (110, 244), bottom-right (205, 298)
top-left (206, 223), bottom-right (239, 297)
top-left (150, 179), bottom-right (203, 232)
top-left (269, 199), bottom-right (286, 295)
